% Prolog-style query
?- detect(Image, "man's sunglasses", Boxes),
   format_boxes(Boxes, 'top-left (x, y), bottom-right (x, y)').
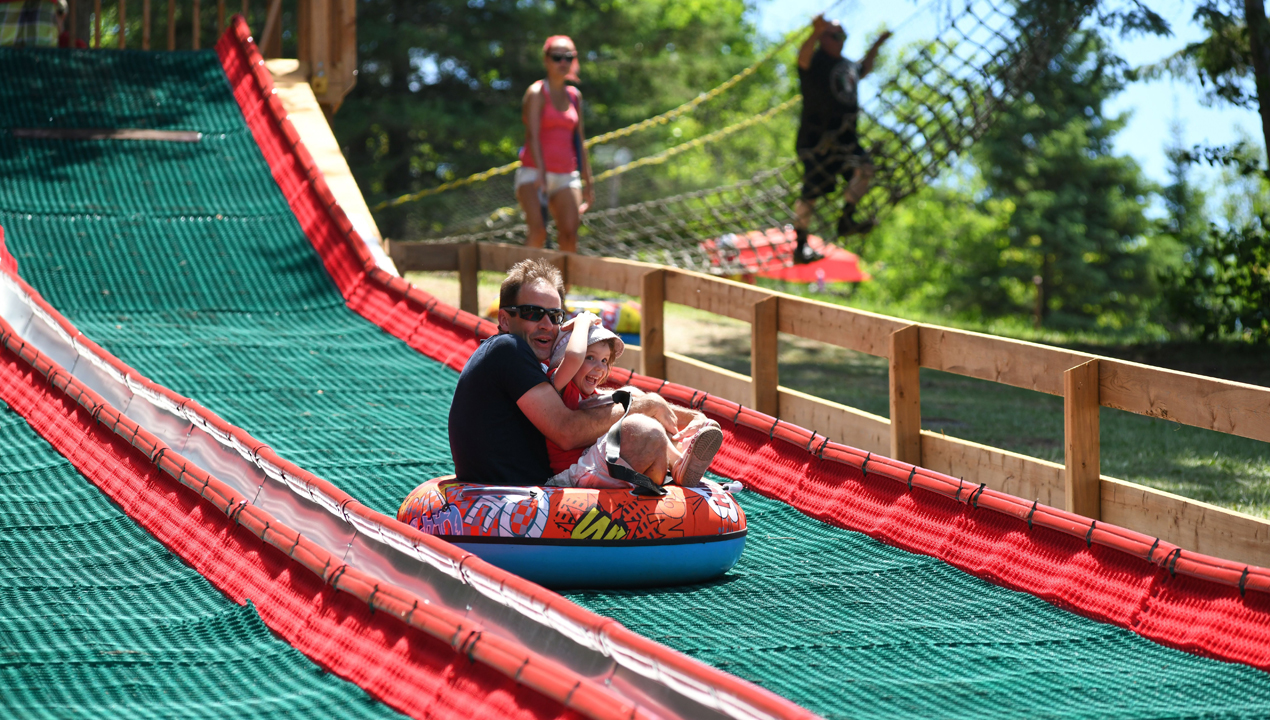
top-left (549, 52), bottom-right (577, 63)
top-left (506, 304), bottom-right (566, 324)
top-left (826, 29), bottom-right (846, 41)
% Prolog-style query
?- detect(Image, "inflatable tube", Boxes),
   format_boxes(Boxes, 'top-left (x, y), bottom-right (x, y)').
top-left (398, 477), bottom-right (747, 588)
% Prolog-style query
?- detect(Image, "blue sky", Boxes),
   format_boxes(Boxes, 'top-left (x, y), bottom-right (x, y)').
top-left (751, 0), bottom-right (1261, 189)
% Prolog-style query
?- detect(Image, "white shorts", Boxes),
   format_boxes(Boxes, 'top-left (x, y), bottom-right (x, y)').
top-left (515, 167), bottom-right (582, 197)
top-left (544, 436), bottom-right (634, 490)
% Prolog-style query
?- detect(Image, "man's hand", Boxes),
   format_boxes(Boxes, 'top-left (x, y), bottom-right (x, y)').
top-left (811, 13), bottom-right (828, 34)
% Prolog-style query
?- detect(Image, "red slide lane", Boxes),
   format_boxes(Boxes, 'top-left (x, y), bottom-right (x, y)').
top-left (216, 13), bottom-right (1270, 674)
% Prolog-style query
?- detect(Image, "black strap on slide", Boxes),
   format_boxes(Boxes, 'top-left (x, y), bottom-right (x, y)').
top-left (606, 390), bottom-right (667, 497)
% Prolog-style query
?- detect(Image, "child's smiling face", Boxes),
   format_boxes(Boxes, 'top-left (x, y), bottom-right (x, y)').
top-left (573, 342), bottom-right (613, 396)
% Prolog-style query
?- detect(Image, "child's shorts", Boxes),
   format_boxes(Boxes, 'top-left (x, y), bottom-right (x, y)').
top-left (544, 435), bottom-right (634, 490)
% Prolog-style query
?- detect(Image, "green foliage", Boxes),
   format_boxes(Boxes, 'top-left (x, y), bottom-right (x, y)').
top-left (850, 170), bottom-right (1016, 320)
top-left (1163, 215), bottom-right (1270, 344)
top-left (972, 29), bottom-right (1154, 329)
top-left (1138, 1), bottom-right (1256, 109)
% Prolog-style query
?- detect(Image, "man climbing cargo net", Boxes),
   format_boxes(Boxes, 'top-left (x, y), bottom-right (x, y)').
top-left (381, 0), bottom-right (1094, 275)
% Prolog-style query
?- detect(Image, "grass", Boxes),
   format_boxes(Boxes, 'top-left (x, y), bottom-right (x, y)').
top-left (407, 270), bottom-right (1270, 520)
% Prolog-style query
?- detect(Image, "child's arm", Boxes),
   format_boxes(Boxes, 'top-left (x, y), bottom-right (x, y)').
top-left (551, 312), bottom-right (600, 392)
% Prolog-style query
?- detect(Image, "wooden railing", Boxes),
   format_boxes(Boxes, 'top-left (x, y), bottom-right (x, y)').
top-left (389, 240), bottom-right (1270, 568)
top-left (63, 0), bottom-right (356, 112)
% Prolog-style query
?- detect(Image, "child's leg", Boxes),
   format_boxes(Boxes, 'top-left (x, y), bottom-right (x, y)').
top-left (616, 414), bottom-right (673, 486)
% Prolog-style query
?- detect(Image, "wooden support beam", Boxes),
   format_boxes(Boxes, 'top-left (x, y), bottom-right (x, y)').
top-left (640, 270), bottom-right (665, 380)
top-left (93, 0), bottom-right (101, 47)
top-left (385, 241), bottom-right (459, 272)
top-left (117, 0), bottom-right (126, 47)
top-left (665, 352), bottom-right (749, 403)
top-left (750, 296), bottom-right (779, 417)
top-left (191, 0), bottom-right (200, 49)
top-left (919, 326), bottom-right (1093, 397)
top-left (779, 295), bottom-right (908, 357)
top-left (889, 324), bottom-right (922, 466)
top-left (142, 0), bottom-right (150, 49)
top-left (664, 269), bottom-right (773, 323)
top-left (261, 0), bottom-right (282, 57)
top-left (1065, 359), bottom-right (1101, 520)
top-left (1099, 360), bottom-right (1270, 444)
top-left (166, 0), bottom-right (175, 50)
top-left (457, 243), bottom-right (479, 316)
top-left (218, 0), bottom-right (226, 35)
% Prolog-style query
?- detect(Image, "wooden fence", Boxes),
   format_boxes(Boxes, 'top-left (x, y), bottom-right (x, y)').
top-left (62, 0), bottom-right (356, 112)
top-left (390, 240), bottom-right (1270, 568)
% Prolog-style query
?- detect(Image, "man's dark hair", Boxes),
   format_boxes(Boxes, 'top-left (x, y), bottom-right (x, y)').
top-left (500, 258), bottom-right (566, 309)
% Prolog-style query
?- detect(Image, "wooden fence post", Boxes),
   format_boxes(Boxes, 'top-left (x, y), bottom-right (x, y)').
top-left (191, 0), bottom-right (200, 49)
top-left (751, 296), bottom-right (779, 416)
top-left (457, 242), bottom-right (479, 316)
top-left (640, 270), bottom-right (665, 379)
top-left (889, 324), bottom-right (922, 465)
top-left (1064, 359), bottom-right (1101, 520)
top-left (166, 0), bottom-right (175, 51)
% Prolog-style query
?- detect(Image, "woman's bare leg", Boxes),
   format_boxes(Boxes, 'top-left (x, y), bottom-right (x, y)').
top-left (549, 186), bottom-right (583, 254)
top-left (517, 182), bottom-right (548, 248)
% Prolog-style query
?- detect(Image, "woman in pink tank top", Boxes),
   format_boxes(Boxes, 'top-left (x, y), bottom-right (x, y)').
top-left (515, 35), bottom-right (595, 253)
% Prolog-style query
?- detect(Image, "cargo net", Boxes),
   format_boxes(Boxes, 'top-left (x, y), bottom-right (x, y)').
top-left (385, 0), bottom-right (1092, 273)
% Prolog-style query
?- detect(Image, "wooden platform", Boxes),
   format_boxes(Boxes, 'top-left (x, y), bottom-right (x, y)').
top-left (266, 59), bottom-right (385, 253)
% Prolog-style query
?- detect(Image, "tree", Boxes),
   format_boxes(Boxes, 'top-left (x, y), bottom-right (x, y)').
top-left (1139, 1), bottom-right (1270, 172)
top-left (972, 29), bottom-right (1154, 329)
top-left (1163, 215), bottom-right (1270, 343)
top-left (1162, 119), bottom-right (1209, 252)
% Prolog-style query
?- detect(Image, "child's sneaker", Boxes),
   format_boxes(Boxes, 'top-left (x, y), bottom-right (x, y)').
top-left (672, 420), bottom-right (723, 488)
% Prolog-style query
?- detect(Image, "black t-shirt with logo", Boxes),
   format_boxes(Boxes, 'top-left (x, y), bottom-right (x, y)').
top-left (797, 48), bottom-right (861, 150)
top-left (448, 333), bottom-right (552, 485)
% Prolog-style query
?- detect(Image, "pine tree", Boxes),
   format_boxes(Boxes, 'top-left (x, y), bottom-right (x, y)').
top-left (972, 29), bottom-right (1153, 328)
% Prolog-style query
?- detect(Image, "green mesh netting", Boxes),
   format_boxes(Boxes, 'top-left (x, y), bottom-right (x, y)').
top-left (0, 404), bottom-right (405, 718)
top-left (2, 47), bottom-right (1270, 719)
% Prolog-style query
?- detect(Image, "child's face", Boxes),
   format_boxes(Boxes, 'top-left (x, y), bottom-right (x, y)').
top-left (572, 342), bottom-right (612, 395)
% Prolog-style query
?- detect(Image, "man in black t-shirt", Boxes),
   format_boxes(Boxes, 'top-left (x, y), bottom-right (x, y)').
top-left (448, 259), bottom-right (677, 486)
top-left (792, 15), bottom-right (891, 264)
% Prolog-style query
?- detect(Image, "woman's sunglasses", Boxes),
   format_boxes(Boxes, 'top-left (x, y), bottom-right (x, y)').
top-left (506, 304), bottom-right (566, 325)
top-left (549, 52), bottom-right (577, 63)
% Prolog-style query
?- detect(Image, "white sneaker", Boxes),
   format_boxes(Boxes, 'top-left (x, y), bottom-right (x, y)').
top-left (672, 420), bottom-right (723, 488)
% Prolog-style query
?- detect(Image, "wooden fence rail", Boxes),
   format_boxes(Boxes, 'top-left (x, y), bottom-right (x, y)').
top-left (389, 240), bottom-right (1270, 568)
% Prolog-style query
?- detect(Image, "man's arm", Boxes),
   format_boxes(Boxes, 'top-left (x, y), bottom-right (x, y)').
top-left (518, 384), bottom-right (676, 450)
top-left (859, 30), bottom-right (893, 78)
top-left (798, 14), bottom-right (828, 70)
